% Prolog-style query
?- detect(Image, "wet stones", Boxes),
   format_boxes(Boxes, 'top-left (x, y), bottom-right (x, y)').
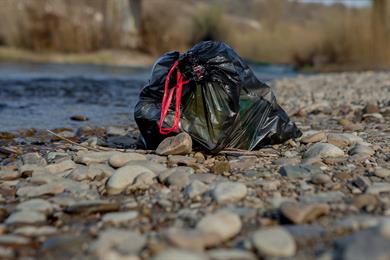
top-left (212, 182), bottom-right (247, 203)
top-left (155, 132), bottom-right (192, 155)
top-left (252, 227), bottom-right (296, 257)
top-left (280, 201), bottom-right (330, 224)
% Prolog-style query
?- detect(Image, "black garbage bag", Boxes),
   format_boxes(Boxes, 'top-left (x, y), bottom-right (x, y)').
top-left (134, 41), bottom-right (301, 153)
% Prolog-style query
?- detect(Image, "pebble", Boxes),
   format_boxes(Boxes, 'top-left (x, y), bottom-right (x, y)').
top-left (0, 170), bottom-right (21, 180)
top-left (373, 167), bottom-right (390, 178)
top-left (132, 171), bottom-right (156, 189)
top-left (327, 133), bottom-right (363, 148)
top-left (212, 182), bottom-right (247, 203)
top-left (77, 151), bottom-right (116, 165)
top-left (165, 169), bottom-right (193, 189)
top-left (159, 166), bottom-right (194, 183)
top-left (300, 131), bottom-right (327, 144)
top-left (16, 183), bottom-right (64, 198)
top-left (18, 164), bottom-right (48, 177)
top-left (152, 249), bottom-right (207, 260)
top-left (366, 182), bottom-right (390, 195)
top-left (280, 201), bottom-right (330, 224)
top-left (108, 152), bottom-right (147, 168)
top-left (89, 229), bottom-right (146, 257)
top-left (5, 211), bottom-right (46, 225)
top-left (65, 200), bottom-right (120, 215)
top-left (16, 199), bottom-right (53, 215)
top-left (106, 126), bottom-right (128, 136)
top-left (211, 161), bottom-right (231, 174)
top-left (349, 144), bottom-right (375, 156)
top-left (252, 227), bottom-right (296, 257)
top-left (102, 211), bottom-right (138, 225)
top-left (21, 152), bottom-right (46, 166)
top-left (279, 164), bottom-right (322, 179)
top-left (303, 143), bottom-right (344, 159)
top-left (196, 211), bottom-right (241, 246)
top-left (125, 160), bottom-right (167, 173)
top-left (155, 132), bottom-right (192, 155)
top-left (310, 173), bottom-right (331, 185)
top-left (164, 228), bottom-right (206, 251)
top-left (353, 194), bottom-right (378, 210)
top-left (300, 191), bottom-right (345, 204)
top-left (14, 226), bottom-right (58, 237)
top-left (0, 234), bottom-right (30, 247)
top-left (45, 160), bottom-right (76, 174)
top-left (106, 165), bottom-right (154, 195)
top-left (184, 180), bottom-right (209, 199)
top-left (207, 249), bottom-right (256, 260)
top-left (339, 229), bottom-right (390, 260)
top-left (377, 219), bottom-right (390, 239)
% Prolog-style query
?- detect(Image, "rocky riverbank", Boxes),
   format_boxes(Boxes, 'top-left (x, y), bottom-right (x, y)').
top-left (0, 72), bottom-right (389, 259)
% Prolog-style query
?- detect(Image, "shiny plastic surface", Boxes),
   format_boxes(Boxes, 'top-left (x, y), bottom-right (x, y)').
top-left (134, 41), bottom-right (302, 153)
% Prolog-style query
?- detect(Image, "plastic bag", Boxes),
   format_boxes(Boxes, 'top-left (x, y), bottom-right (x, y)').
top-left (134, 41), bottom-right (301, 153)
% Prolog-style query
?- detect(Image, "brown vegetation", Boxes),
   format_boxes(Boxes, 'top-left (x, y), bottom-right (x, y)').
top-left (0, 0), bottom-right (389, 69)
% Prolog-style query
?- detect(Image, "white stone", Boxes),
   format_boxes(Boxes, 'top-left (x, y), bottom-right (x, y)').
top-left (196, 210), bottom-right (242, 246)
top-left (5, 211), bottom-right (46, 225)
top-left (212, 182), bottom-right (247, 203)
top-left (303, 143), bottom-right (344, 159)
top-left (109, 153), bottom-right (147, 168)
top-left (152, 249), bottom-right (207, 260)
top-left (16, 199), bottom-right (53, 215)
top-left (102, 211), bottom-right (138, 225)
top-left (252, 227), bottom-right (296, 257)
top-left (106, 165), bottom-right (154, 195)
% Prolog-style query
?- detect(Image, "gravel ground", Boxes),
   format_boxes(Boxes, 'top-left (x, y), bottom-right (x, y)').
top-left (0, 72), bottom-right (389, 260)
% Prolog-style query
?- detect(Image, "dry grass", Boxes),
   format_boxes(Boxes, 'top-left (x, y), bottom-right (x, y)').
top-left (0, 0), bottom-right (389, 69)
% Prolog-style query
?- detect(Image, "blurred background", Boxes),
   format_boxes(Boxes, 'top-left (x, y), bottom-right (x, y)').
top-left (0, 0), bottom-right (389, 132)
top-left (0, 0), bottom-right (389, 70)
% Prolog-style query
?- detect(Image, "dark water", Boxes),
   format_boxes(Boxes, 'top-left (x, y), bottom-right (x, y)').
top-left (0, 62), bottom-right (297, 131)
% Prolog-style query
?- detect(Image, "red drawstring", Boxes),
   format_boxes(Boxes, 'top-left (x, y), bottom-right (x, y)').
top-left (159, 60), bottom-right (189, 135)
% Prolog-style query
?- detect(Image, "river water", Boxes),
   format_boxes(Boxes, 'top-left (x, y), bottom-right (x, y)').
top-left (0, 62), bottom-right (297, 131)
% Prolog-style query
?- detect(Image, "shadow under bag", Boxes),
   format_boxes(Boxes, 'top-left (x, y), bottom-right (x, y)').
top-left (135, 41), bottom-right (302, 153)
